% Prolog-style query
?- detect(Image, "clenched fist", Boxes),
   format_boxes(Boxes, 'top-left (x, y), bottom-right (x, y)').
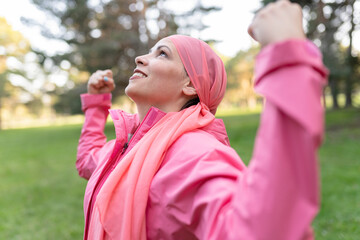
top-left (248, 0), bottom-right (306, 47)
top-left (87, 69), bottom-right (115, 94)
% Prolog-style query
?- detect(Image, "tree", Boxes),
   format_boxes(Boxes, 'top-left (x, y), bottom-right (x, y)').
top-left (26, 0), bottom-right (220, 114)
top-left (261, 0), bottom-right (360, 109)
top-left (344, 0), bottom-right (357, 107)
top-left (224, 46), bottom-right (260, 109)
top-left (0, 17), bottom-right (31, 129)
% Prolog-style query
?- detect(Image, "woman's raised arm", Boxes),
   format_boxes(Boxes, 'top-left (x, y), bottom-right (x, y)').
top-left (76, 70), bottom-right (115, 180)
top-left (228, 1), bottom-right (328, 238)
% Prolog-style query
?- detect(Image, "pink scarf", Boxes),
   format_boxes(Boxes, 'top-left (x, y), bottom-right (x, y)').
top-left (169, 35), bottom-right (227, 115)
top-left (88, 35), bottom-right (227, 239)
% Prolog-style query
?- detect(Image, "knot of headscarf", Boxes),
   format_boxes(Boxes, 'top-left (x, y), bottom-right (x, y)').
top-left (168, 35), bottom-right (227, 115)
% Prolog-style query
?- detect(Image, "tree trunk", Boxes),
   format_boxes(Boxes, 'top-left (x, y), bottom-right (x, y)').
top-left (345, 75), bottom-right (353, 107)
top-left (345, 0), bottom-right (355, 107)
top-left (329, 77), bottom-right (339, 109)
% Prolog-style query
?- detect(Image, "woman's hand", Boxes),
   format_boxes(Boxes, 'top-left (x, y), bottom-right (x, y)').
top-left (87, 69), bottom-right (115, 94)
top-left (248, 0), bottom-right (306, 47)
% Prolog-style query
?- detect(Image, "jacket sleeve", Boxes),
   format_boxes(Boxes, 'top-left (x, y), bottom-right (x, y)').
top-left (150, 40), bottom-right (328, 240)
top-left (216, 40), bottom-right (328, 239)
top-left (222, 41), bottom-right (326, 240)
top-left (76, 93), bottom-right (112, 180)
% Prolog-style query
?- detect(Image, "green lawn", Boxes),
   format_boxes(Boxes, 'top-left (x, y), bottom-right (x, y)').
top-left (0, 108), bottom-right (359, 239)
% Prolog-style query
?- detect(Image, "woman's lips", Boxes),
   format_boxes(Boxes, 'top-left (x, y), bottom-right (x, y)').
top-left (130, 70), bottom-right (147, 80)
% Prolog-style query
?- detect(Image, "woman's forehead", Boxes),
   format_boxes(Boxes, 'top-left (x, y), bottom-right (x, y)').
top-left (151, 38), bottom-right (183, 63)
top-left (151, 38), bottom-right (175, 51)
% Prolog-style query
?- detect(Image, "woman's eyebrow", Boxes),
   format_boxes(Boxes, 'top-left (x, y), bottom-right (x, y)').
top-left (149, 45), bottom-right (172, 53)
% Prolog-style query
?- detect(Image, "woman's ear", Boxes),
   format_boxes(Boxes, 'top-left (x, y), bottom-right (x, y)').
top-left (182, 80), bottom-right (197, 97)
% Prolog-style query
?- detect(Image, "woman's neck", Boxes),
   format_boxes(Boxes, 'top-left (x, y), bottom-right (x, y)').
top-left (136, 105), bottom-right (151, 123)
top-left (136, 104), bottom-right (184, 122)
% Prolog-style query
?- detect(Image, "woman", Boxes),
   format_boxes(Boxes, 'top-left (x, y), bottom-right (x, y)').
top-left (77, 1), bottom-right (328, 239)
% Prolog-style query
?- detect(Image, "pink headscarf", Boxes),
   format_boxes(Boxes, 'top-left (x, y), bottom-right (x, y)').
top-left (88, 35), bottom-right (225, 239)
top-left (168, 35), bottom-right (227, 115)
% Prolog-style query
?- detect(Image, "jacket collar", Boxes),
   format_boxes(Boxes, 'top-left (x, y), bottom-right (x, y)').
top-left (108, 107), bottom-right (166, 146)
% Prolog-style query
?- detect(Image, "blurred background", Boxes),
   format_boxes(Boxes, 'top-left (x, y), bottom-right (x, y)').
top-left (1, 0), bottom-right (263, 129)
top-left (0, 0), bottom-right (359, 239)
top-left (0, 0), bottom-right (358, 129)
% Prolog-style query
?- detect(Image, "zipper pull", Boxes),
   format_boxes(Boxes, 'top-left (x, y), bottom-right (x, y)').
top-left (110, 142), bottom-right (129, 171)
top-left (122, 142), bottom-right (128, 154)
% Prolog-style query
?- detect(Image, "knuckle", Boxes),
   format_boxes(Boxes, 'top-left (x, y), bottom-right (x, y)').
top-left (292, 3), bottom-right (302, 12)
top-left (267, 2), bottom-right (277, 9)
top-left (256, 3), bottom-right (270, 17)
top-left (96, 70), bottom-right (105, 76)
top-left (277, 0), bottom-right (290, 9)
top-left (256, 10), bottom-right (267, 19)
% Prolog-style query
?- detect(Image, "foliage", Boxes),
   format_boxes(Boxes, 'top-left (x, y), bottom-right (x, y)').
top-left (0, 17), bottom-right (31, 129)
top-left (260, 0), bottom-right (360, 109)
top-left (25, 0), bottom-right (220, 114)
top-left (224, 45), bottom-right (261, 109)
top-left (0, 18), bottom-right (30, 73)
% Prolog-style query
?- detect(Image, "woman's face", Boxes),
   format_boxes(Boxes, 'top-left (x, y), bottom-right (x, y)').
top-left (125, 38), bottom-right (191, 112)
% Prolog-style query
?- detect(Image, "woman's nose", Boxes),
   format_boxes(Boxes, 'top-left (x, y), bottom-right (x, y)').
top-left (135, 54), bottom-right (148, 66)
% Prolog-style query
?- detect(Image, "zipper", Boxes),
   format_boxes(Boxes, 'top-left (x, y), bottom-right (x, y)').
top-left (84, 109), bottom-right (153, 239)
top-left (110, 142), bottom-right (129, 171)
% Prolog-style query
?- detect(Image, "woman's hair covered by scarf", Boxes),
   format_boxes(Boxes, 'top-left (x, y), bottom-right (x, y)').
top-left (168, 35), bottom-right (227, 115)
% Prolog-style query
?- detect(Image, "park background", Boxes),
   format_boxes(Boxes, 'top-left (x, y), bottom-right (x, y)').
top-left (0, 0), bottom-right (359, 239)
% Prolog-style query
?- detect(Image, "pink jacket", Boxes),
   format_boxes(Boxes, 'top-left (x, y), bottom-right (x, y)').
top-left (77, 40), bottom-right (328, 240)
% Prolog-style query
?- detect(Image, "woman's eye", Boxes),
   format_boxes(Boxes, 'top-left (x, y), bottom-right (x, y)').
top-left (159, 50), bottom-right (167, 57)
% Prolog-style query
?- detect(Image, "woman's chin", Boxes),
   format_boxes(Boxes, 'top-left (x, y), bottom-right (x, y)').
top-left (124, 84), bottom-right (134, 96)
top-left (125, 88), bottom-right (141, 102)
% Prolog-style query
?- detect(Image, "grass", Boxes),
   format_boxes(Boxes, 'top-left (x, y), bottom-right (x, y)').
top-left (0, 108), bottom-right (359, 239)
top-left (313, 109), bottom-right (360, 239)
